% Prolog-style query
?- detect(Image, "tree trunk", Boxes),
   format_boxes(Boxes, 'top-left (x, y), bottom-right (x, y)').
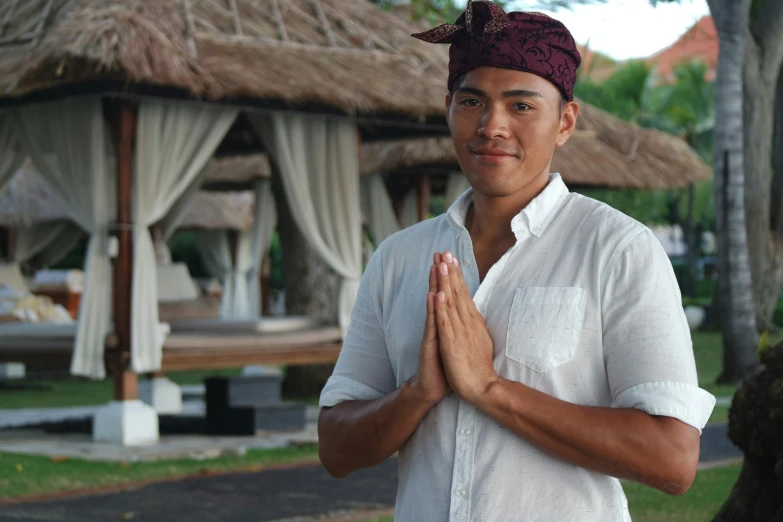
top-left (711, 342), bottom-right (783, 521)
top-left (743, 37), bottom-right (783, 333)
top-left (707, 0), bottom-right (760, 385)
top-left (271, 167), bottom-right (338, 399)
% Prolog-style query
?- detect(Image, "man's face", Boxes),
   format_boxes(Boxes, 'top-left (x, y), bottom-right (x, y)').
top-left (446, 66), bottom-right (578, 198)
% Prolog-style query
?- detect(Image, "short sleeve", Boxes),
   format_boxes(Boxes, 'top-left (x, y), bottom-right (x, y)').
top-left (319, 245), bottom-right (396, 408)
top-left (602, 229), bottom-right (716, 433)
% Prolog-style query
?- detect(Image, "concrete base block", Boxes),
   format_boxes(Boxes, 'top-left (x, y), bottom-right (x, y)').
top-left (93, 400), bottom-right (159, 446)
top-left (0, 363), bottom-right (25, 379)
top-left (139, 377), bottom-right (183, 414)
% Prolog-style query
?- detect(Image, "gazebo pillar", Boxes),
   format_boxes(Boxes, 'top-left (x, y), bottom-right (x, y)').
top-left (93, 101), bottom-right (159, 446)
top-left (416, 174), bottom-right (431, 222)
top-left (0, 227), bottom-right (15, 262)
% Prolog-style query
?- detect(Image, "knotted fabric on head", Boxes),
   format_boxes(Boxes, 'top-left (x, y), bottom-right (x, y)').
top-left (412, 0), bottom-right (582, 101)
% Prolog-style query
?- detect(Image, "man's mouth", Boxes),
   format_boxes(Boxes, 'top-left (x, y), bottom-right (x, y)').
top-left (470, 147), bottom-right (518, 162)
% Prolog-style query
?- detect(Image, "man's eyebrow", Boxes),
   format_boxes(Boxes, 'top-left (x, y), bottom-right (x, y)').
top-left (454, 87), bottom-right (486, 97)
top-left (502, 89), bottom-right (543, 98)
top-left (453, 87), bottom-right (543, 98)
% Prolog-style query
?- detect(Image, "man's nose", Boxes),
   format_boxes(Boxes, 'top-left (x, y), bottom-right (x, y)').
top-left (477, 106), bottom-right (511, 140)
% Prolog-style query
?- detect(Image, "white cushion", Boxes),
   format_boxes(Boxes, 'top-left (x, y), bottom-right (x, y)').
top-left (156, 263), bottom-right (200, 302)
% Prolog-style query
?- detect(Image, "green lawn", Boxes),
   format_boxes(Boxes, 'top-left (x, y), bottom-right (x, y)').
top-left (357, 465), bottom-right (742, 522)
top-left (0, 369), bottom-right (241, 410)
top-left (0, 445), bottom-right (319, 499)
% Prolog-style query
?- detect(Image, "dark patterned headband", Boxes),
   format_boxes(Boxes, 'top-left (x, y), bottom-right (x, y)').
top-left (412, 0), bottom-right (582, 101)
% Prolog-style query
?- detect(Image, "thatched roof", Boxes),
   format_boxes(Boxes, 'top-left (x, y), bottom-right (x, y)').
top-left (360, 102), bottom-right (711, 190)
top-left (0, 0), bottom-right (447, 118)
top-left (0, 161), bottom-right (254, 230)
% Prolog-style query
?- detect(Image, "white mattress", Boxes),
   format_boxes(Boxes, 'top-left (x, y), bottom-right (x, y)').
top-left (0, 322), bottom-right (77, 339)
top-left (168, 315), bottom-right (320, 334)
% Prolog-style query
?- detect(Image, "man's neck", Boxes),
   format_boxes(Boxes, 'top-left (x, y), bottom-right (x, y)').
top-left (466, 171), bottom-right (551, 241)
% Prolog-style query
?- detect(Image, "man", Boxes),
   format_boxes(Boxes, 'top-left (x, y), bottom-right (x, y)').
top-left (318, 2), bottom-right (715, 520)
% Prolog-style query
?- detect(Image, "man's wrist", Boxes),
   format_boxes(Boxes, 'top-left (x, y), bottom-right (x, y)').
top-left (470, 373), bottom-right (505, 411)
top-left (404, 376), bottom-right (439, 412)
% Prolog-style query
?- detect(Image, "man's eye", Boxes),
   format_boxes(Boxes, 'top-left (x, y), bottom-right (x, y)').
top-left (514, 103), bottom-right (531, 111)
top-left (460, 99), bottom-right (480, 107)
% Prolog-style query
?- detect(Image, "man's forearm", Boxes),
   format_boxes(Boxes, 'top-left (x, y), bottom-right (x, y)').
top-left (318, 379), bottom-right (434, 478)
top-left (474, 378), bottom-right (700, 495)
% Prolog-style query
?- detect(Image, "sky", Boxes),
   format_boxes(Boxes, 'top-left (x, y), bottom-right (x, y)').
top-left (510, 0), bottom-right (711, 61)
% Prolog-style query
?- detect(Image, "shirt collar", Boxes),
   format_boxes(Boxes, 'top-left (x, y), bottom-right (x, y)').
top-left (446, 173), bottom-right (569, 241)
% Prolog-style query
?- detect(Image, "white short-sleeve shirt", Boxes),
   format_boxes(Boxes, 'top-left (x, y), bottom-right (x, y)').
top-left (320, 173), bottom-right (716, 522)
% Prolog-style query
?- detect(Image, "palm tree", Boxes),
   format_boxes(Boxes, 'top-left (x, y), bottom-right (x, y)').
top-left (706, 0), bottom-right (759, 384)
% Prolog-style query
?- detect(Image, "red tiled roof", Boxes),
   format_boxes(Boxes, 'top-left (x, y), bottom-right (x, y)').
top-left (648, 16), bottom-right (718, 82)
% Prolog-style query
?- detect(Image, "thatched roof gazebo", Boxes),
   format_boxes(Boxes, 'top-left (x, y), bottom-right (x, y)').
top-left (0, 0), bottom-right (456, 445)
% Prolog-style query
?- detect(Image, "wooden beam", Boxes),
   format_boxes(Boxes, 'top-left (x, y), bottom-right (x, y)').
top-left (416, 175), bottom-right (431, 222)
top-left (110, 101), bottom-right (138, 402)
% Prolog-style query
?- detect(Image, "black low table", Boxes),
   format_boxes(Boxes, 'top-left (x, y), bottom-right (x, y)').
top-left (205, 375), bottom-right (306, 435)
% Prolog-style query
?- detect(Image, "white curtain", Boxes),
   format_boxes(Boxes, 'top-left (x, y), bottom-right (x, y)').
top-left (360, 174), bottom-right (400, 246)
top-left (12, 97), bottom-right (114, 379)
top-left (14, 221), bottom-right (84, 267)
top-left (197, 181), bottom-right (277, 319)
top-left (132, 100), bottom-right (237, 373)
top-left (196, 230), bottom-right (235, 317)
top-left (444, 171), bottom-right (471, 209)
top-left (245, 180), bottom-right (276, 318)
top-left (247, 112), bottom-right (362, 331)
top-left (0, 111), bottom-right (24, 194)
top-left (401, 188), bottom-right (419, 228)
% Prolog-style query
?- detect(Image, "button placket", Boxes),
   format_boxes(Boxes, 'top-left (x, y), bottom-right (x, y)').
top-left (448, 403), bottom-right (477, 522)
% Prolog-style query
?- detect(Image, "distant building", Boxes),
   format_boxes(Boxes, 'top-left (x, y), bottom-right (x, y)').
top-left (576, 44), bottom-right (618, 82)
top-left (647, 16), bottom-right (718, 83)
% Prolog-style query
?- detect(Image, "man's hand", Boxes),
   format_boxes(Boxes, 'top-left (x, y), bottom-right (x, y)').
top-left (434, 251), bottom-right (499, 404)
top-left (410, 253), bottom-right (452, 406)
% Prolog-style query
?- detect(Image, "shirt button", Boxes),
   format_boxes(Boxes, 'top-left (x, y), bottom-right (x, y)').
top-left (461, 428), bottom-right (472, 436)
top-left (465, 259), bottom-right (472, 267)
top-left (457, 488), bottom-right (467, 498)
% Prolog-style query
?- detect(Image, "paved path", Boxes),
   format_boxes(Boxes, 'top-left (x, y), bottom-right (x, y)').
top-left (0, 459), bottom-right (398, 522)
top-left (0, 424), bottom-right (742, 522)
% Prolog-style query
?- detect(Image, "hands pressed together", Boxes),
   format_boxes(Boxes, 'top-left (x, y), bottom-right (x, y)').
top-left (411, 251), bottom-right (499, 407)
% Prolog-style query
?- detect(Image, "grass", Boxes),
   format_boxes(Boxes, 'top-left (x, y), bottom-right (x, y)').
top-left (0, 369), bottom-right (242, 410)
top-left (356, 465), bottom-right (742, 522)
top-left (709, 405), bottom-right (729, 424)
top-left (0, 445), bottom-right (319, 499)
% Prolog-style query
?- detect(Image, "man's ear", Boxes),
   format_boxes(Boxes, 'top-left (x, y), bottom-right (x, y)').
top-left (556, 101), bottom-right (579, 147)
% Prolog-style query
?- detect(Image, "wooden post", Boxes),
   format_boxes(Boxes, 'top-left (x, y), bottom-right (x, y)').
top-left (0, 227), bottom-right (14, 262)
top-left (112, 102), bottom-right (138, 402)
top-left (416, 174), bottom-right (431, 222)
top-left (228, 229), bottom-right (239, 268)
top-left (261, 251), bottom-right (271, 316)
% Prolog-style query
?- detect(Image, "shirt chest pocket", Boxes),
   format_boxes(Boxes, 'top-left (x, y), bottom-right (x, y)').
top-left (505, 286), bottom-right (587, 373)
